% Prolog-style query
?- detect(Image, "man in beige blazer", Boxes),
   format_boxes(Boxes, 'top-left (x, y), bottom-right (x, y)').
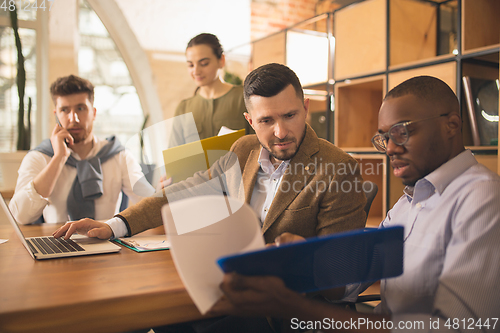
top-left (54, 63), bottom-right (366, 245)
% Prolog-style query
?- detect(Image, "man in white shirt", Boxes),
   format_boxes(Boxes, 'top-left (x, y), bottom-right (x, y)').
top-left (208, 76), bottom-right (500, 333)
top-left (9, 75), bottom-right (151, 224)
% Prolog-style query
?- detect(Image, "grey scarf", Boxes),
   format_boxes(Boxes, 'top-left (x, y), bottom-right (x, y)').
top-left (33, 136), bottom-right (124, 221)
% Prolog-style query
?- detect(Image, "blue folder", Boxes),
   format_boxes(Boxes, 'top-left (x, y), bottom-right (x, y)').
top-left (217, 226), bottom-right (404, 293)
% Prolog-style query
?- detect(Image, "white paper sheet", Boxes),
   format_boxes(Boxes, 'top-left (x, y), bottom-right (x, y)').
top-left (162, 195), bottom-right (265, 314)
top-left (217, 126), bottom-right (236, 136)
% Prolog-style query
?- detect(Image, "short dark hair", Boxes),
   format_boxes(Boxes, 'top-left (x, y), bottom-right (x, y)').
top-left (187, 33), bottom-right (224, 59)
top-left (243, 63), bottom-right (304, 108)
top-left (385, 75), bottom-right (459, 114)
top-left (50, 75), bottom-right (94, 105)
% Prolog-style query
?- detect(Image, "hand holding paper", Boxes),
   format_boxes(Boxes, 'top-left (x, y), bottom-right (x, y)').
top-left (162, 195), bottom-right (265, 314)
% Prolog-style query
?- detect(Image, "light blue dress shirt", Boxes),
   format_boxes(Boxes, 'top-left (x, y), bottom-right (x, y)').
top-left (377, 150), bottom-right (500, 332)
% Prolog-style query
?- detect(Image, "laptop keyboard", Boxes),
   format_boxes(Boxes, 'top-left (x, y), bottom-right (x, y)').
top-left (27, 236), bottom-right (85, 255)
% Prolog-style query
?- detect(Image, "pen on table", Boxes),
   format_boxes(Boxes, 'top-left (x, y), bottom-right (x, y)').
top-left (118, 238), bottom-right (138, 248)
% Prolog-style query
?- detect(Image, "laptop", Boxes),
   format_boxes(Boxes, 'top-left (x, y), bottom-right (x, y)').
top-left (0, 193), bottom-right (121, 260)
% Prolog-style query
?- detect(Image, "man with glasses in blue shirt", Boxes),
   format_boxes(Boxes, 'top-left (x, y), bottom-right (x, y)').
top-left (211, 76), bottom-right (500, 332)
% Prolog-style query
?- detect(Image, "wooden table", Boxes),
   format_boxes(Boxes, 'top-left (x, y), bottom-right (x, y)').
top-left (0, 222), bottom-right (205, 333)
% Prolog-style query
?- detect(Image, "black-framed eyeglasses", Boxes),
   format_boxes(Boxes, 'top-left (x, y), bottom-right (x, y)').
top-left (371, 113), bottom-right (449, 152)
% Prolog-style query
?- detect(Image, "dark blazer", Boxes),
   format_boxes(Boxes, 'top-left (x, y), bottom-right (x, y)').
top-left (118, 124), bottom-right (366, 243)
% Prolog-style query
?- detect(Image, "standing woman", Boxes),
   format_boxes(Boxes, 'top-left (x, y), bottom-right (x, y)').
top-left (170, 33), bottom-right (248, 146)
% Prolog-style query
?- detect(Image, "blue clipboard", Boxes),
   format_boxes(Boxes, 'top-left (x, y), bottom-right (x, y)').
top-left (217, 226), bottom-right (404, 293)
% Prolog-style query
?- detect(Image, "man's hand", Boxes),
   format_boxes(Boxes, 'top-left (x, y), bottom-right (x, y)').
top-left (274, 232), bottom-right (305, 246)
top-left (208, 273), bottom-right (303, 318)
top-left (276, 232), bottom-right (344, 301)
top-left (51, 123), bottom-right (74, 159)
top-left (52, 218), bottom-right (114, 240)
top-left (156, 174), bottom-right (173, 191)
top-left (32, 124), bottom-right (75, 198)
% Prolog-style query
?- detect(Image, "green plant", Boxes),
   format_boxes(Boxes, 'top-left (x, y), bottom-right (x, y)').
top-left (224, 71), bottom-right (243, 86)
top-left (139, 114), bottom-right (149, 164)
top-left (10, 4), bottom-right (31, 150)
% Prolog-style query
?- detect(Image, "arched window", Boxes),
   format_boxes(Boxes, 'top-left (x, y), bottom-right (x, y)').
top-left (0, 2), bottom-right (40, 152)
top-left (78, 0), bottom-right (144, 158)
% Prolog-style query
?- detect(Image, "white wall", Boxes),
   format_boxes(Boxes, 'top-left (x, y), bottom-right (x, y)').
top-left (114, 0), bottom-right (252, 53)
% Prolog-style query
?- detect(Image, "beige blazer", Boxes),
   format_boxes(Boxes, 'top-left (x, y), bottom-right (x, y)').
top-left (118, 124), bottom-right (366, 243)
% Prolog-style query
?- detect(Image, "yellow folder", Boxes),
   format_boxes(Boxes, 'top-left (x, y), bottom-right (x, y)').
top-left (162, 129), bottom-right (245, 183)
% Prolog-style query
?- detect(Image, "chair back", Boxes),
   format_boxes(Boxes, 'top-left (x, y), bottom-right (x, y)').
top-left (362, 181), bottom-right (378, 220)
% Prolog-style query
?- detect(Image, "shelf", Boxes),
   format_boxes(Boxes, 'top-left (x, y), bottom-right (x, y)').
top-left (251, 13), bottom-right (331, 88)
top-left (388, 61), bottom-right (457, 92)
top-left (388, 54), bottom-right (456, 73)
top-left (334, 0), bottom-right (386, 80)
top-left (334, 75), bottom-right (385, 150)
top-left (250, 0), bottom-right (500, 220)
top-left (462, 45), bottom-right (500, 58)
top-left (390, 0), bottom-right (439, 67)
top-left (366, 217), bottom-right (382, 229)
top-left (346, 148), bottom-right (381, 153)
top-left (474, 154), bottom-right (498, 174)
top-left (334, 0), bottom-right (457, 80)
top-left (303, 83), bottom-right (329, 91)
top-left (332, 0), bottom-right (499, 217)
top-left (349, 153), bottom-right (387, 226)
top-left (306, 95), bottom-right (331, 140)
top-left (461, 59), bottom-right (498, 147)
top-left (252, 31), bottom-right (286, 69)
top-left (388, 169), bottom-right (406, 209)
top-left (465, 146), bottom-right (498, 152)
top-left (462, 0), bottom-right (500, 54)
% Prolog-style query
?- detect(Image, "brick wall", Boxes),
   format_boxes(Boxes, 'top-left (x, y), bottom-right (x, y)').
top-left (251, 0), bottom-right (343, 41)
top-left (251, 0), bottom-right (317, 41)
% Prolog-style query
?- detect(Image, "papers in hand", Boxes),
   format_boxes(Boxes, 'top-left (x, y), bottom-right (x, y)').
top-left (162, 195), bottom-right (265, 314)
top-left (115, 235), bottom-right (170, 252)
top-left (217, 126), bottom-right (237, 136)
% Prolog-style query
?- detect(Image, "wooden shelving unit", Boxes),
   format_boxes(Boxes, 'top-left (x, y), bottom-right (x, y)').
top-left (250, 13), bottom-right (334, 141)
top-left (348, 153), bottom-right (388, 228)
top-left (333, 0), bottom-right (499, 219)
top-left (334, 75), bottom-right (385, 150)
top-left (248, 0), bottom-right (499, 225)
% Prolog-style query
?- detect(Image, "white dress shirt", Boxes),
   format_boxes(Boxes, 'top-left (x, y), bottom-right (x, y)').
top-left (9, 136), bottom-right (152, 224)
top-left (374, 150), bottom-right (500, 332)
top-left (249, 148), bottom-right (290, 224)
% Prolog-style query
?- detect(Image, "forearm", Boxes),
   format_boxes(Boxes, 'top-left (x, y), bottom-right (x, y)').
top-left (118, 153), bottom-right (230, 235)
top-left (9, 181), bottom-right (48, 224)
top-left (33, 154), bottom-right (67, 198)
top-left (117, 194), bottom-right (168, 236)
